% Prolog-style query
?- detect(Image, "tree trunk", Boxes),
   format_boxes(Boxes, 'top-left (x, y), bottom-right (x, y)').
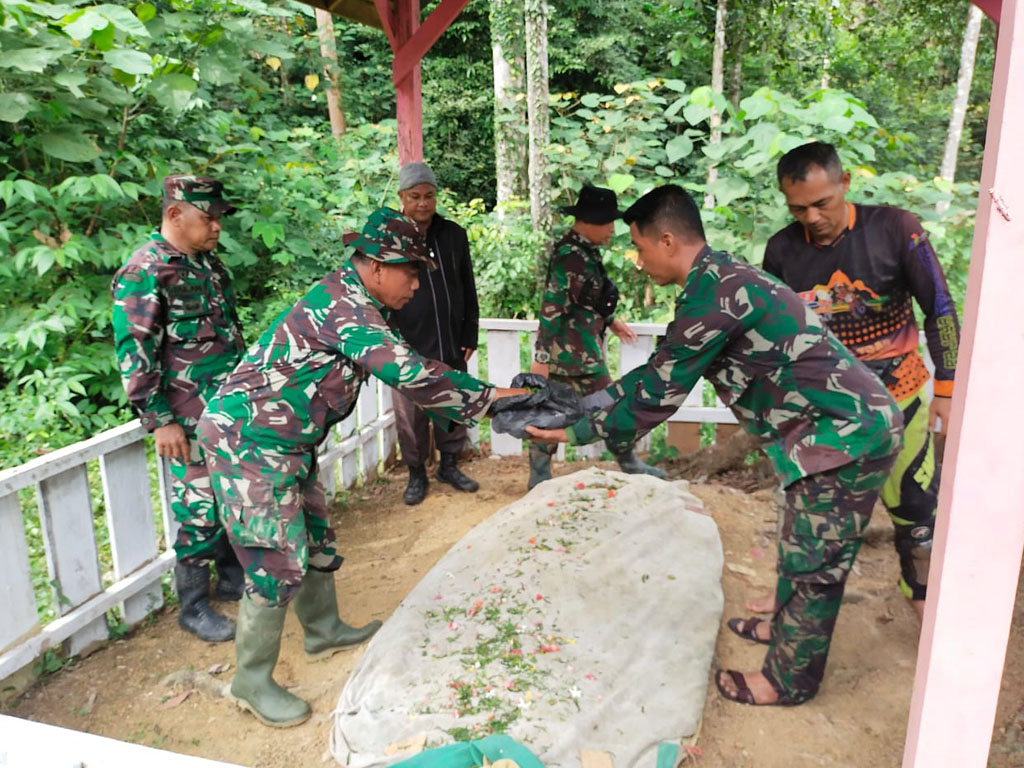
top-left (524, 0), bottom-right (551, 245)
top-left (728, 30), bottom-right (744, 111)
top-left (314, 9), bottom-right (346, 140)
top-left (705, 0), bottom-right (727, 209)
top-left (491, 0), bottom-right (527, 213)
top-left (937, 3), bottom-right (983, 213)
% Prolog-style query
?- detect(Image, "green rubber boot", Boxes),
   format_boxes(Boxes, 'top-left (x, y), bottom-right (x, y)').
top-left (293, 569), bottom-right (382, 661)
top-left (614, 448), bottom-right (667, 479)
top-left (527, 445), bottom-right (553, 491)
top-left (228, 595), bottom-right (311, 728)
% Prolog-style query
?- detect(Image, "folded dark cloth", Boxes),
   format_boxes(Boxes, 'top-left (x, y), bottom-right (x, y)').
top-left (490, 373), bottom-right (585, 438)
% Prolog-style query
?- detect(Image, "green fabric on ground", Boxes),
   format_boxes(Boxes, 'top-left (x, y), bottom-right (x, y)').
top-left (392, 735), bottom-right (544, 768)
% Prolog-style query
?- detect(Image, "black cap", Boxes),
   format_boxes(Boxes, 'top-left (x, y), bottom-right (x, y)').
top-left (561, 185), bottom-right (623, 224)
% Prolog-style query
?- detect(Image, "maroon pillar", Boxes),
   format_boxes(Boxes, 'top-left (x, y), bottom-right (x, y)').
top-left (373, 0), bottom-right (472, 165)
top-left (394, 0), bottom-right (423, 164)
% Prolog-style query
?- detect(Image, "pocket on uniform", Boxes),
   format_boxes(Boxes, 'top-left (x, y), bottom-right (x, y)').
top-left (221, 503), bottom-right (285, 550)
top-left (167, 314), bottom-right (217, 343)
top-left (166, 288), bottom-right (216, 342)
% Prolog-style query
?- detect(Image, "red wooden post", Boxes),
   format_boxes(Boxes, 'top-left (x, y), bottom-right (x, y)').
top-left (372, 0), bottom-right (472, 165)
top-left (393, 0), bottom-right (422, 164)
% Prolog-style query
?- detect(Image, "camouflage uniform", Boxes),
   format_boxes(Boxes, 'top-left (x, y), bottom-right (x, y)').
top-left (534, 228), bottom-right (612, 381)
top-left (197, 209), bottom-right (496, 608)
top-left (111, 177), bottom-right (244, 567)
top-left (569, 246), bottom-right (903, 703)
top-left (532, 230), bottom-right (619, 463)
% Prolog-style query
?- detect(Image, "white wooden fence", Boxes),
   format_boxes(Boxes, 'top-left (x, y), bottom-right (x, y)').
top-left (3, 318), bottom-right (915, 684)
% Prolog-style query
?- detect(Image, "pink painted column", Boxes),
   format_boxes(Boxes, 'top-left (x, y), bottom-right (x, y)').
top-left (903, 1), bottom-right (1024, 765)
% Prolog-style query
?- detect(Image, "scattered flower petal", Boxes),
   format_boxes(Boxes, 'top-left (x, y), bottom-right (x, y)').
top-left (585, 673), bottom-right (598, 681)
top-left (535, 593), bottom-right (544, 601)
top-left (575, 482), bottom-right (586, 489)
top-left (608, 489), bottom-right (616, 498)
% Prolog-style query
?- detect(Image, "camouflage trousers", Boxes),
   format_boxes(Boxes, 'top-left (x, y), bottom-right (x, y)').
top-left (536, 369), bottom-right (614, 457)
top-left (167, 439), bottom-right (226, 566)
top-left (762, 454), bottom-right (896, 703)
top-left (197, 421), bottom-right (343, 608)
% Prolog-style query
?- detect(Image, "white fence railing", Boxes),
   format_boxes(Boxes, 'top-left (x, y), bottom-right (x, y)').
top-left (1, 319), bottom-right (928, 683)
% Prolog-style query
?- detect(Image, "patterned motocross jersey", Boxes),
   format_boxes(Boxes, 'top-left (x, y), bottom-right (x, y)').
top-left (763, 204), bottom-right (960, 400)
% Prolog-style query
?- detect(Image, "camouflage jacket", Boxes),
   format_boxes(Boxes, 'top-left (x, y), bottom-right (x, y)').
top-left (111, 232), bottom-right (245, 434)
top-left (202, 261), bottom-right (496, 455)
top-left (570, 247), bottom-right (904, 486)
top-left (534, 229), bottom-right (610, 376)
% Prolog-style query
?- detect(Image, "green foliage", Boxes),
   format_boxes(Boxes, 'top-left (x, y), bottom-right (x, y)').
top-left (0, 0), bottom-right (404, 465)
top-left (0, 0), bottom-right (985, 470)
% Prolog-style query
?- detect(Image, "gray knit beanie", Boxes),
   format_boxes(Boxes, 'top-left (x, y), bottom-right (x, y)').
top-left (398, 161), bottom-right (437, 191)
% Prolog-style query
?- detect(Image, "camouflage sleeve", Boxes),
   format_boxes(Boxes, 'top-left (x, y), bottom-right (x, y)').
top-left (567, 297), bottom-right (740, 452)
top-left (534, 247), bottom-right (588, 362)
top-left (334, 312), bottom-right (496, 427)
top-left (111, 266), bottom-right (175, 431)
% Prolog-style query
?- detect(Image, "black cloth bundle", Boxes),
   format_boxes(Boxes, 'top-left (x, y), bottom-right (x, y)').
top-left (490, 373), bottom-right (585, 438)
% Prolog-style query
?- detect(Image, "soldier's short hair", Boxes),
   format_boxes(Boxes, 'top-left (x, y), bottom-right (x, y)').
top-left (776, 141), bottom-right (844, 186)
top-left (623, 185), bottom-right (705, 244)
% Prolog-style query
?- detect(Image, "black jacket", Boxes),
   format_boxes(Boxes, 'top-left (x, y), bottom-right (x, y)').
top-left (392, 213), bottom-right (479, 369)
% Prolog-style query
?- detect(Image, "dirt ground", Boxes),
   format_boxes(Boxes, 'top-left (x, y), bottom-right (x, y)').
top-left (4, 454), bottom-right (1024, 767)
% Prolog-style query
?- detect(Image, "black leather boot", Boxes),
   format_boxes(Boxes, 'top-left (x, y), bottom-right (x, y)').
top-left (213, 537), bottom-right (245, 602)
top-left (175, 562), bottom-right (236, 642)
top-left (436, 452), bottom-right (479, 492)
top-left (403, 464), bottom-right (428, 505)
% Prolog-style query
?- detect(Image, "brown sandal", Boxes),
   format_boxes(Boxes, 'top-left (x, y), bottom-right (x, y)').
top-left (726, 616), bottom-right (770, 645)
top-left (715, 669), bottom-right (804, 707)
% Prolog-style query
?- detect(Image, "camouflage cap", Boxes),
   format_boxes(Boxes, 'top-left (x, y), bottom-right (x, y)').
top-left (162, 175), bottom-right (237, 216)
top-left (350, 207), bottom-right (435, 268)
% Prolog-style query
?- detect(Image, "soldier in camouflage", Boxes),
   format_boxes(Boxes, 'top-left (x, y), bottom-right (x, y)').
top-left (197, 208), bottom-right (526, 728)
top-left (527, 186), bottom-right (904, 706)
top-left (529, 185), bottom-right (665, 489)
top-left (111, 175), bottom-right (246, 643)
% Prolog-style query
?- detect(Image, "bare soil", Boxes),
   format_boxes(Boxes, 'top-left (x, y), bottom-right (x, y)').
top-left (4, 454), bottom-right (1024, 767)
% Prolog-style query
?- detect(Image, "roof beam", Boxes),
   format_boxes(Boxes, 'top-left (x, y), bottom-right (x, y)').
top-left (372, 0), bottom-right (398, 48)
top-left (971, 0), bottom-right (1001, 23)
top-left (392, 0), bottom-right (472, 84)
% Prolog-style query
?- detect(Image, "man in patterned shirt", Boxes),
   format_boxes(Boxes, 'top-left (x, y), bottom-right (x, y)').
top-left (761, 141), bottom-right (961, 621)
top-left (528, 185), bottom-right (903, 706)
top-left (197, 208), bottom-right (525, 727)
top-left (111, 175), bottom-right (246, 643)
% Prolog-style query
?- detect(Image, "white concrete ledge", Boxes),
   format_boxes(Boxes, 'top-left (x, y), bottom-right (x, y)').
top-left (0, 714), bottom-right (246, 767)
